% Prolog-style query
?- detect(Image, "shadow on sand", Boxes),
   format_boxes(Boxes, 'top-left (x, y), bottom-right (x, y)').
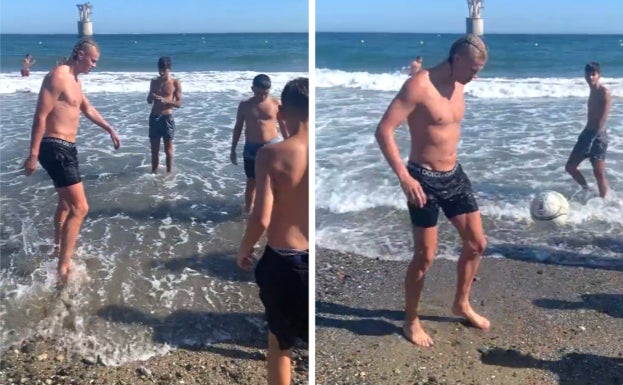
top-left (316, 301), bottom-right (462, 337)
top-left (97, 304), bottom-right (265, 360)
top-left (533, 293), bottom-right (623, 319)
top-left (480, 347), bottom-right (623, 385)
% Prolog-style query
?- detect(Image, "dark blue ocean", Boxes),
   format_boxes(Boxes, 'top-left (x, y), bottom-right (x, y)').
top-left (1, 33), bottom-right (308, 73)
top-left (0, 33), bottom-right (307, 364)
top-left (315, 33), bottom-right (623, 268)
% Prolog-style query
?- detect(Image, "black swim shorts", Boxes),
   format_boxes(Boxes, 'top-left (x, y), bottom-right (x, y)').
top-left (148, 114), bottom-right (175, 141)
top-left (38, 137), bottom-right (81, 188)
top-left (571, 129), bottom-right (608, 161)
top-left (254, 245), bottom-right (308, 350)
top-left (407, 162), bottom-right (479, 228)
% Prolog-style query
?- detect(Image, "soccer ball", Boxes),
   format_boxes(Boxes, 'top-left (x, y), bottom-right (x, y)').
top-left (530, 191), bottom-right (569, 226)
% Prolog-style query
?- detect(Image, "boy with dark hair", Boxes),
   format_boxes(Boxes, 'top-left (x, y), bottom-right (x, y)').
top-left (565, 62), bottom-right (612, 197)
top-left (237, 77), bottom-right (309, 385)
top-left (230, 74), bottom-right (288, 214)
top-left (147, 56), bottom-right (182, 173)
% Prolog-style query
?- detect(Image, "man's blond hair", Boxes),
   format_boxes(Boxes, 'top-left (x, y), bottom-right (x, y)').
top-left (71, 37), bottom-right (99, 60)
top-left (448, 34), bottom-right (487, 63)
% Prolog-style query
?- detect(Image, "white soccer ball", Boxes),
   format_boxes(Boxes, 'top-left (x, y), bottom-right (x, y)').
top-left (530, 191), bottom-right (569, 226)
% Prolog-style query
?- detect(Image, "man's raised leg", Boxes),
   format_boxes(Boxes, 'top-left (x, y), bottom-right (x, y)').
top-left (53, 197), bottom-right (70, 258)
top-left (404, 226), bottom-right (437, 347)
top-left (449, 211), bottom-right (490, 330)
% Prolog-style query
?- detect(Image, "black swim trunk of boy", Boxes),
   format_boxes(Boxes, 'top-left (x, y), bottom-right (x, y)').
top-left (148, 114), bottom-right (175, 141)
top-left (407, 162), bottom-right (479, 228)
top-left (254, 245), bottom-right (308, 350)
top-left (570, 129), bottom-right (608, 161)
top-left (38, 137), bottom-right (81, 188)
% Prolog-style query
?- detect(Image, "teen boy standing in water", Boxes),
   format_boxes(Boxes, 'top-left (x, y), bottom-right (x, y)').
top-left (230, 74), bottom-right (288, 214)
top-left (147, 56), bottom-right (182, 173)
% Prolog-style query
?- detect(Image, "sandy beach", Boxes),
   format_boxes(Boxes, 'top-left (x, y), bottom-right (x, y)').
top-left (316, 248), bottom-right (623, 385)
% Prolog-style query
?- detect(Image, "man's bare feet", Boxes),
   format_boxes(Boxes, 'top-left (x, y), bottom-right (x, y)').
top-left (452, 302), bottom-right (490, 330)
top-left (57, 262), bottom-right (72, 286)
top-left (403, 317), bottom-right (434, 347)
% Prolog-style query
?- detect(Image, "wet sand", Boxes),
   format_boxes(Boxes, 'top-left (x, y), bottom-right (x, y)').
top-left (316, 248), bottom-right (623, 385)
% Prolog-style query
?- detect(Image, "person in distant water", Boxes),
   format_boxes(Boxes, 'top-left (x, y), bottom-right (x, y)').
top-left (375, 35), bottom-right (490, 348)
top-left (230, 74), bottom-right (288, 214)
top-left (147, 56), bottom-right (182, 173)
top-left (409, 56), bottom-right (423, 76)
top-left (565, 62), bottom-right (612, 198)
top-left (22, 37), bottom-right (121, 284)
top-left (21, 53), bottom-right (36, 77)
top-left (237, 77), bottom-right (308, 385)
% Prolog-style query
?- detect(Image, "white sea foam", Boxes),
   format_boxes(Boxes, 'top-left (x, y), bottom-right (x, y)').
top-left (0, 70), bottom-right (306, 94)
top-left (316, 68), bottom-right (623, 98)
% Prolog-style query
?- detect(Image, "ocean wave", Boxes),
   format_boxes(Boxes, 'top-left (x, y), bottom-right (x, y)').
top-left (316, 68), bottom-right (623, 98)
top-left (0, 70), bottom-right (307, 95)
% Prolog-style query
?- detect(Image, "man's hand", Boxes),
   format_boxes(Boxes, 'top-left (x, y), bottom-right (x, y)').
top-left (23, 155), bottom-right (38, 176)
top-left (400, 175), bottom-right (427, 207)
top-left (230, 149), bottom-right (237, 165)
top-left (237, 249), bottom-right (256, 270)
top-left (110, 130), bottom-right (121, 150)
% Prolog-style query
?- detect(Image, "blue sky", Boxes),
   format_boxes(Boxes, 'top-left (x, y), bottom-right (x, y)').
top-left (317, 0), bottom-right (623, 34)
top-left (0, 0), bottom-right (308, 34)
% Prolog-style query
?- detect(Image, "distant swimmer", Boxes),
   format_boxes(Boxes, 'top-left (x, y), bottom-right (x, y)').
top-left (565, 62), bottom-right (612, 198)
top-left (230, 74), bottom-right (288, 214)
top-left (21, 53), bottom-right (36, 77)
top-left (147, 56), bottom-right (182, 173)
top-left (22, 37), bottom-right (121, 285)
top-left (375, 35), bottom-right (490, 347)
top-left (409, 56), bottom-right (423, 76)
top-left (237, 77), bottom-right (308, 385)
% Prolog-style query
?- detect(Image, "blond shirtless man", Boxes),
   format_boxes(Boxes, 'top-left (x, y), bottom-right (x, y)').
top-left (565, 62), bottom-right (612, 198)
top-left (237, 77), bottom-right (308, 385)
top-left (23, 38), bottom-right (121, 284)
top-left (375, 35), bottom-right (489, 347)
top-left (230, 74), bottom-right (288, 214)
top-left (147, 56), bottom-right (182, 173)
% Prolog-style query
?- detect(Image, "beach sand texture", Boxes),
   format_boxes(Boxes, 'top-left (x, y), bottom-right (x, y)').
top-left (316, 249), bottom-right (623, 385)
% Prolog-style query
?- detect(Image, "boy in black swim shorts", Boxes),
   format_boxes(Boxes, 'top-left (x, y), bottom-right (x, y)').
top-left (237, 78), bottom-right (309, 385)
top-left (565, 62), bottom-right (612, 198)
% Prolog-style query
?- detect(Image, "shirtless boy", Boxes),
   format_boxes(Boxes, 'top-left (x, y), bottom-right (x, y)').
top-left (147, 56), bottom-right (182, 173)
top-left (565, 62), bottom-right (612, 198)
top-left (237, 77), bottom-right (308, 385)
top-left (230, 74), bottom-right (288, 213)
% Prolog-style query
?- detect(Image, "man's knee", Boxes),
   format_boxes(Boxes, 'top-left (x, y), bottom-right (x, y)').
top-left (463, 236), bottom-right (487, 257)
top-left (565, 162), bottom-right (576, 174)
top-left (71, 201), bottom-right (89, 218)
top-left (412, 246), bottom-right (436, 272)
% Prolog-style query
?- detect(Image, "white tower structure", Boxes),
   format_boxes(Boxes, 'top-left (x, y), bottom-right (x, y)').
top-left (77, 3), bottom-right (93, 37)
top-left (466, 0), bottom-right (484, 36)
